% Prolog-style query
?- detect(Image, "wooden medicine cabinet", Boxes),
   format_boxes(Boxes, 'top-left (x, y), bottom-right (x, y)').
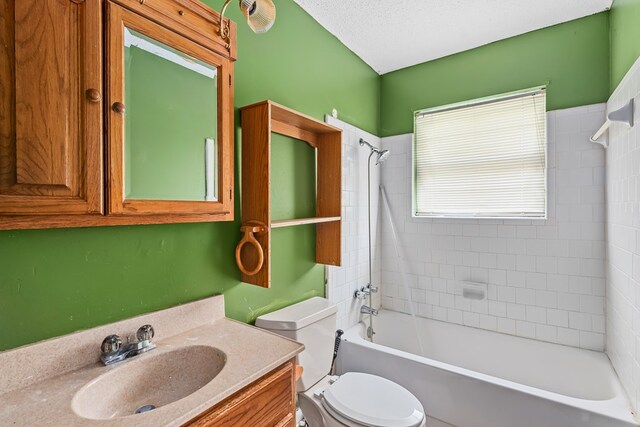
top-left (0, 0), bottom-right (236, 230)
top-left (235, 101), bottom-right (342, 288)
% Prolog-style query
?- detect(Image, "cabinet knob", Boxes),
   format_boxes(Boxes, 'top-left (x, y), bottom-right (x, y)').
top-left (112, 102), bottom-right (126, 114)
top-left (85, 88), bottom-right (101, 103)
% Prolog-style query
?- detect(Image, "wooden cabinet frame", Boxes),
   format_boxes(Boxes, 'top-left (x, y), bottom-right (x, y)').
top-left (237, 101), bottom-right (342, 288)
top-left (106, 1), bottom-right (234, 217)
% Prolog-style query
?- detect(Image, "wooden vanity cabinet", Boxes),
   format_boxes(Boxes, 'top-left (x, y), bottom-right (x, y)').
top-left (185, 358), bottom-right (297, 427)
top-left (0, 0), bottom-right (103, 216)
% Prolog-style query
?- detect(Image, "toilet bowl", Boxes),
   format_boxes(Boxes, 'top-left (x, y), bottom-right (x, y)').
top-left (256, 297), bottom-right (426, 427)
top-left (299, 373), bottom-right (426, 427)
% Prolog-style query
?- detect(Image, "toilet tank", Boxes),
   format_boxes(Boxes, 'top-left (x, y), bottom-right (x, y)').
top-left (256, 297), bottom-right (337, 392)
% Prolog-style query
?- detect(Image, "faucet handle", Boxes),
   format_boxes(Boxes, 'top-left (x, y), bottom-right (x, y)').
top-left (101, 335), bottom-right (122, 355)
top-left (136, 325), bottom-right (154, 342)
top-left (365, 284), bottom-right (379, 294)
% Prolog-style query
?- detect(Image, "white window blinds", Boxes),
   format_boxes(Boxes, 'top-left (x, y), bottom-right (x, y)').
top-left (414, 89), bottom-right (547, 218)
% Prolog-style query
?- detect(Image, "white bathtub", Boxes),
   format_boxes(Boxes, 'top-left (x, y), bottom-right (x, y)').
top-left (336, 309), bottom-right (637, 427)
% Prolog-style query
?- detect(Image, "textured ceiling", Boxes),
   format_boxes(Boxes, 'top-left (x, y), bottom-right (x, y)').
top-left (293, 0), bottom-right (612, 74)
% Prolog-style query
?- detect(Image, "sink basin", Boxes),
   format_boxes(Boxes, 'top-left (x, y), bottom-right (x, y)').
top-left (72, 345), bottom-right (226, 420)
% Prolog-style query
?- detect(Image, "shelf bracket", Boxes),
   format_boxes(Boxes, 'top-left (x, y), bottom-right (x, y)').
top-left (590, 98), bottom-right (635, 148)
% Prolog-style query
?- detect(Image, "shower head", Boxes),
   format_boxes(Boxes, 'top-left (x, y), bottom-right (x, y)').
top-left (376, 150), bottom-right (390, 164)
top-left (359, 138), bottom-right (390, 165)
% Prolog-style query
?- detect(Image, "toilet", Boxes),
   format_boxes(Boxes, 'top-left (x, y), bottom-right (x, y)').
top-left (256, 297), bottom-right (426, 427)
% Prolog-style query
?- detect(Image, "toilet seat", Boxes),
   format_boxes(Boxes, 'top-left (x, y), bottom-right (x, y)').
top-left (320, 372), bottom-right (425, 427)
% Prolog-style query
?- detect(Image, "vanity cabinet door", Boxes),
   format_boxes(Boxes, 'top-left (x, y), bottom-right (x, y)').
top-left (0, 0), bottom-right (103, 215)
top-left (185, 359), bottom-right (296, 427)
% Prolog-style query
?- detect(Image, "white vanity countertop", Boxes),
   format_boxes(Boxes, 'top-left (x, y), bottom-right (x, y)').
top-left (0, 295), bottom-right (304, 426)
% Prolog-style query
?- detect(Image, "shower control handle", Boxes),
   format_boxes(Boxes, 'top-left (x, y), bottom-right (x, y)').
top-left (364, 283), bottom-right (378, 294)
top-left (353, 288), bottom-right (366, 300)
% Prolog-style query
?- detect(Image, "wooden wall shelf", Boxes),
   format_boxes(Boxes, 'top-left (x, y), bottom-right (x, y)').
top-left (236, 101), bottom-right (342, 287)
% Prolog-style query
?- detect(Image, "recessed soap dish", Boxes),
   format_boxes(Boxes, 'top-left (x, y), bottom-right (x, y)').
top-left (458, 281), bottom-right (486, 300)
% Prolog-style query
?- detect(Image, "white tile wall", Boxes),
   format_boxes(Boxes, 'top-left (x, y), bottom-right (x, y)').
top-left (379, 104), bottom-right (607, 350)
top-left (325, 116), bottom-right (382, 330)
top-left (606, 56), bottom-right (640, 413)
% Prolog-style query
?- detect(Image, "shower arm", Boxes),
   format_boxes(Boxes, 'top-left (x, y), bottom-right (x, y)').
top-left (360, 138), bottom-right (382, 153)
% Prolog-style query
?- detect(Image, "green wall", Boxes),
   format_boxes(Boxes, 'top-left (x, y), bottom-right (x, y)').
top-left (610, 0), bottom-right (640, 90)
top-left (0, 0), bottom-right (379, 351)
top-left (379, 13), bottom-right (610, 136)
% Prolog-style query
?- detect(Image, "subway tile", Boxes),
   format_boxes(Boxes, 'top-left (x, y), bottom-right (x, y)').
top-left (569, 312), bottom-right (592, 331)
top-left (557, 327), bottom-right (580, 347)
top-left (432, 306), bottom-right (447, 321)
top-left (580, 295), bottom-right (605, 315)
top-left (517, 255), bottom-right (537, 272)
top-left (558, 292), bottom-right (580, 311)
top-left (479, 314), bottom-right (498, 331)
top-left (497, 317), bottom-right (517, 335)
top-left (536, 256), bottom-right (558, 274)
top-left (507, 239), bottom-right (527, 255)
top-left (488, 300), bottom-right (507, 317)
top-left (547, 240), bottom-right (570, 257)
top-left (507, 303), bottom-right (526, 320)
top-left (479, 253), bottom-right (497, 269)
top-left (536, 290), bottom-right (558, 308)
top-left (497, 254), bottom-right (517, 270)
top-left (516, 321), bottom-right (536, 339)
top-left (547, 274), bottom-right (569, 292)
top-left (536, 324), bottom-right (558, 343)
top-left (517, 226), bottom-right (537, 239)
top-left (489, 269), bottom-right (507, 285)
top-left (525, 272), bottom-right (547, 290)
top-left (526, 306), bottom-right (547, 324)
top-left (547, 309), bottom-right (569, 327)
top-left (463, 311), bottom-right (480, 327)
top-left (592, 314), bottom-right (606, 333)
top-left (497, 225), bottom-right (516, 238)
top-left (526, 240), bottom-right (547, 256)
top-left (447, 309), bottom-right (463, 325)
top-left (569, 276), bottom-right (593, 295)
top-left (497, 286), bottom-right (516, 303)
top-left (580, 331), bottom-right (605, 351)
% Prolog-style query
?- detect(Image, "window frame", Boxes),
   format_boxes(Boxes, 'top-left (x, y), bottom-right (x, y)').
top-left (411, 86), bottom-right (548, 220)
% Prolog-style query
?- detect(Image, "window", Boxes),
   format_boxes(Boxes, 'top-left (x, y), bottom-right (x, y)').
top-left (413, 88), bottom-right (547, 219)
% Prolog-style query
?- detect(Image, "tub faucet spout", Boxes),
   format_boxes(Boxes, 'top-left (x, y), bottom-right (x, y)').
top-left (360, 305), bottom-right (378, 316)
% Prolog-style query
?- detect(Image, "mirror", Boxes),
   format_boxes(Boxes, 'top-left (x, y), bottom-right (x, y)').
top-left (123, 28), bottom-right (218, 202)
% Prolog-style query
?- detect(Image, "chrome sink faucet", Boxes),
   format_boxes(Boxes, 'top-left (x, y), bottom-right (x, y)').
top-left (100, 325), bottom-right (156, 366)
